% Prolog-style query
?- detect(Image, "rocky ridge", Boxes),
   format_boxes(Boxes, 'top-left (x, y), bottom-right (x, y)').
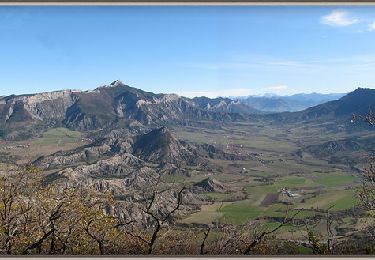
top-left (1, 81), bottom-right (249, 139)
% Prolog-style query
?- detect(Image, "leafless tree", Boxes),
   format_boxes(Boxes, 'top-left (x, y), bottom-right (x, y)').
top-left (200, 227), bottom-right (210, 255)
top-left (351, 111), bottom-right (375, 126)
top-left (359, 158), bottom-right (375, 211)
top-left (118, 185), bottom-right (186, 254)
top-left (243, 209), bottom-right (301, 255)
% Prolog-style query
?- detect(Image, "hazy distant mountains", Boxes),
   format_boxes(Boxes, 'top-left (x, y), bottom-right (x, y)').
top-left (0, 80), bottom-right (246, 139)
top-left (302, 88), bottom-right (375, 119)
top-left (191, 93), bottom-right (345, 114)
top-left (192, 96), bottom-right (261, 114)
top-left (265, 88), bottom-right (375, 125)
top-left (1, 80), bottom-right (374, 140)
top-left (237, 93), bottom-right (346, 112)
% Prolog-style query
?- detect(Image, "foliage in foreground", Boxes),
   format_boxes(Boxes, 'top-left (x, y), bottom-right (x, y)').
top-left (0, 163), bottom-right (374, 255)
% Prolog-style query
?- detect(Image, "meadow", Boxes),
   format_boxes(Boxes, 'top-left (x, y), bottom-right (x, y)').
top-left (173, 120), bottom-right (366, 240)
top-left (0, 119), bottom-right (369, 242)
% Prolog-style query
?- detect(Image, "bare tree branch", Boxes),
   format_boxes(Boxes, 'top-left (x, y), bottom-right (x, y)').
top-left (200, 227), bottom-right (210, 255)
top-left (243, 209), bottom-right (302, 255)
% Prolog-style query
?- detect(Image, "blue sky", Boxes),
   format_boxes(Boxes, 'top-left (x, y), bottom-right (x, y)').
top-left (1, 6), bottom-right (375, 98)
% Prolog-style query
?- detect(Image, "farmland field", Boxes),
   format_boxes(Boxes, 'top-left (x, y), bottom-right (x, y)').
top-left (172, 120), bottom-right (368, 240)
top-left (0, 127), bottom-right (89, 163)
top-left (0, 119), bottom-right (370, 243)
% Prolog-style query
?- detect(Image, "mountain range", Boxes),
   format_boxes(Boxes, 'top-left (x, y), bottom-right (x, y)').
top-left (270, 88), bottom-right (375, 124)
top-left (0, 80), bottom-right (246, 139)
top-left (1, 80), bottom-right (375, 234)
top-left (1, 80), bottom-right (374, 140)
top-left (237, 92), bottom-right (346, 112)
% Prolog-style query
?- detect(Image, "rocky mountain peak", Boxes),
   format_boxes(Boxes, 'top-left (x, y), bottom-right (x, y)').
top-left (132, 126), bottom-right (203, 166)
top-left (153, 126), bottom-right (171, 136)
top-left (133, 126), bottom-right (176, 156)
top-left (193, 177), bottom-right (227, 193)
top-left (0, 80), bottom-right (249, 138)
top-left (110, 80), bottom-right (125, 86)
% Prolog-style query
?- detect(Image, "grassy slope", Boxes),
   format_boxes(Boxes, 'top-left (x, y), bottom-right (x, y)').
top-left (175, 120), bottom-right (363, 229)
top-left (34, 127), bottom-right (82, 146)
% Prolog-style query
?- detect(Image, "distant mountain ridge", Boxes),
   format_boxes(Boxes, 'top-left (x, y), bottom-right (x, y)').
top-left (267, 88), bottom-right (375, 124)
top-left (237, 92), bottom-right (346, 112)
top-left (192, 96), bottom-right (261, 114)
top-left (34, 126), bottom-right (207, 170)
top-left (0, 80), bottom-right (249, 139)
top-left (0, 81), bottom-right (371, 140)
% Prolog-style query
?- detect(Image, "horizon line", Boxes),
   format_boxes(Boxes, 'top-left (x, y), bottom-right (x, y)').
top-left (0, 80), bottom-right (352, 99)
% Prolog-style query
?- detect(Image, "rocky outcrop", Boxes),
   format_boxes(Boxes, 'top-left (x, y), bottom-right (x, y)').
top-left (34, 126), bottom-right (207, 170)
top-left (1, 80), bottom-right (248, 136)
top-left (193, 177), bottom-right (228, 193)
top-left (0, 90), bottom-right (78, 122)
top-left (132, 127), bottom-right (204, 166)
top-left (193, 96), bottom-right (261, 115)
top-left (304, 139), bottom-right (362, 159)
top-left (21, 90), bottom-right (78, 120)
top-left (45, 152), bottom-right (199, 226)
top-left (58, 153), bottom-right (159, 189)
top-left (34, 130), bottom-right (134, 170)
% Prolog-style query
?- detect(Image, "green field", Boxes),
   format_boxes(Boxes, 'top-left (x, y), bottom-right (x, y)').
top-left (180, 203), bottom-right (226, 224)
top-left (163, 174), bottom-right (186, 183)
top-left (175, 120), bottom-right (364, 238)
top-left (0, 127), bottom-right (86, 163)
top-left (219, 203), bottom-right (263, 224)
top-left (302, 189), bottom-right (358, 210)
top-left (34, 127), bottom-right (82, 146)
top-left (314, 173), bottom-right (358, 187)
top-left (181, 170), bottom-right (360, 225)
top-left (6, 118), bottom-right (365, 243)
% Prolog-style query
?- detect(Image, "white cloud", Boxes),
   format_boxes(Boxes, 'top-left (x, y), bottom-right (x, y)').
top-left (368, 22), bottom-right (375, 31)
top-left (187, 55), bottom-right (375, 74)
top-left (177, 85), bottom-right (292, 98)
top-left (321, 10), bottom-right (359, 27)
top-left (262, 85), bottom-right (293, 95)
top-left (177, 88), bottom-right (253, 98)
top-left (186, 62), bottom-right (252, 70)
top-left (185, 59), bottom-right (309, 71)
top-left (264, 85), bottom-right (288, 91)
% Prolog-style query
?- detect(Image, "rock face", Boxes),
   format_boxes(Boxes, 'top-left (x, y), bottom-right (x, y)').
top-left (197, 143), bottom-right (249, 161)
top-left (133, 127), bottom-right (202, 166)
top-left (268, 88), bottom-right (375, 124)
top-left (240, 93), bottom-right (345, 113)
top-left (0, 90), bottom-right (78, 123)
top-left (34, 129), bottom-right (134, 170)
top-left (0, 81), bottom-right (247, 138)
top-left (34, 126), bottom-right (206, 170)
top-left (301, 135), bottom-right (375, 167)
top-left (1, 84), bottom-right (372, 139)
top-left (193, 178), bottom-right (227, 193)
top-left (34, 125), bottom-right (215, 224)
top-left (57, 153), bottom-right (160, 191)
top-left (193, 96), bottom-right (261, 115)
top-left (48, 152), bottom-right (200, 227)
top-left (21, 90), bottom-right (78, 120)
top-left (305, 140), bottom-right (361, 158)
top-left (34, 126), bottom-right (209, 226)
